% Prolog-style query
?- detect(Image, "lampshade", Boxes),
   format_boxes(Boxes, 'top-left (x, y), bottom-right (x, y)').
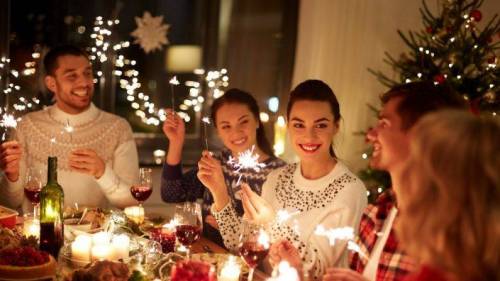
top-left (165, 45), bottom-right (202, 73)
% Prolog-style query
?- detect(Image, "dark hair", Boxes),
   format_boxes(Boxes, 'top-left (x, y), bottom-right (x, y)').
top-left (286, 79), bottom-right (341, 157)
top-left (43, 45), bottom-right (89, 76)
top-left (211, 88), bottom-right (274, 157)
top-left (381, 81), bottom-right (466, 131)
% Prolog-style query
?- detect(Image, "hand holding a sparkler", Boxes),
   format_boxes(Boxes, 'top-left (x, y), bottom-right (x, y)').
top-left (0, 141), bottom-right (22, 182)
top-left (162, 109), bottom-right (186, 165)
top-left (197, 150), bottom-right (230, 211)
top-left (323, 268), bottom-right (369, 281)
top-left (69, 148), bottom-right (106, 179)
top-left (241, 183), bottom-right (275, 225)
top-left (269, 240), bottom-right (302, 271)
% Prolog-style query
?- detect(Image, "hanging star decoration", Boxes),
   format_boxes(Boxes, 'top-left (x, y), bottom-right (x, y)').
top-left (130, 11), bottom-right (170, 54)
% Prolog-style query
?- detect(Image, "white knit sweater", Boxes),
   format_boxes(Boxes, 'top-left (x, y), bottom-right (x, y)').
top-left (0, 104), bottom-right (139, 210)
top-left (213, 161), bottom-right (367, 280)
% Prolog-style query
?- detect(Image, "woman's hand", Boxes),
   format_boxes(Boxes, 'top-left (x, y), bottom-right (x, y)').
top-left (269, 240), bottom-right (302, 269)
top-left (162, 109), bottom-right (185, 165)
top-left (241, 183), bottom-right (275, 224)
top-left (197, 150), bottom-right (230, 210)
top-left (323, 268), bottom-right (369, 281)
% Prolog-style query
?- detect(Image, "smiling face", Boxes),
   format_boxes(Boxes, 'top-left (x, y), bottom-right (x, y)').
top-left (215, 103), bottom-right (260, 154)
top-left (44, 55), bottom-right (94, 114)
top-left (371, 97), bottom-right (411, 173)
top-left (288, 100), bottom-right (339, 162)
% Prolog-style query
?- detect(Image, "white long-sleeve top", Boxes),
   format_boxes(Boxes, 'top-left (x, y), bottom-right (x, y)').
top-left (213, 161), bottom-right (367, 280)
top-left (0, 104), bottom-right (139, 210)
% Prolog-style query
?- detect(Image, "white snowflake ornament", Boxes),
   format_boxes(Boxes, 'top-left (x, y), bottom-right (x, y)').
top-left (131, 11), bottom-right (170, 54)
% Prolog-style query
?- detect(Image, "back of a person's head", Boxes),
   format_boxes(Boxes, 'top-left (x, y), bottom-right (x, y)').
top-left (398, 110), bottom-right (500, 281)
top-left (43, 45), bottom-right (89, 76)
top-left (381, 81), bottom-right (466, 131)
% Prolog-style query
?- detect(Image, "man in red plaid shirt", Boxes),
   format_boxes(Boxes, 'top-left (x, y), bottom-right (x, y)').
top-left (323, 81), bottom-right (465, 281)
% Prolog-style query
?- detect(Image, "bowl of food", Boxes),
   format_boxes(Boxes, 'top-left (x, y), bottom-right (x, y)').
top-left (0, 206), bottom-right (18, 229)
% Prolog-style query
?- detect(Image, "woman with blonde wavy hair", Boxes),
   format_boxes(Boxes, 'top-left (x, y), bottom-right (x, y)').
top-left (397, 110), bottom-right (500, 281)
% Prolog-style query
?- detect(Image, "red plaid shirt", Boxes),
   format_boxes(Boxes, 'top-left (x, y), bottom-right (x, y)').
top-left (349, 189), bottom-right (416, 281)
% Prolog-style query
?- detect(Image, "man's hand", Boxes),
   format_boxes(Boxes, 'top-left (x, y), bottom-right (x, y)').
top-left (197, 150), bottom-right (230, 210)
top-left (241, 183), bottom-right (275, 225)
top-left (0, 141), bottom-right (22, 182)
top-left (323, 268), bottom-right (369, 281)
top-left (269, 240), bottom-right (302, 269)
top-left (69, 148), bottom-right (106, 179)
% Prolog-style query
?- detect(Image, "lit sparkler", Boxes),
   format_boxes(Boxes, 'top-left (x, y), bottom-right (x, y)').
top-left (0, 113), bottom-right (18, 141)
top-left (315, 225), bottom-right (368, 260)
top-left (169, 76), bottom-right (179, 112)
top-left (276, 209), bottom-right (300, 224)
top-left (63, 119), bottom-right (74, 142)
top-left (267, 261), bottom-right (300, 281)
top-left (228, 145), bottom-right (266, 185)
top-left (201, 116), bottom-right (211, 151)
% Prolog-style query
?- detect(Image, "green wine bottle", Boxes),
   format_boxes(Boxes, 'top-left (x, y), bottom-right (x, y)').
top-left (39, 156), bottom-right (64, 258)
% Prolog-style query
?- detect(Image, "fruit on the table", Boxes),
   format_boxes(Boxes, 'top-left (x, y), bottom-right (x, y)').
top-left (0, 246), bottom-right (56, 279)
top-left (171, 260), bottom-right (216, 281)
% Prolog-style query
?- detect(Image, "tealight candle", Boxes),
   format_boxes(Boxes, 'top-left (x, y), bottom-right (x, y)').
top-left (92, 231), bottom-right (111, 245)
top-left (23, 217), bottom-right (40, 239)
top-left (111, 234), bottom-right (130, 260)
top-left (219, 255), bottom-right (241, 281)
top-left (71, 235), bottom-right (92, 264)
top-left (91, 244), bottom-right (112, 261)
top-left (124, 206), bottom-right (145, 224)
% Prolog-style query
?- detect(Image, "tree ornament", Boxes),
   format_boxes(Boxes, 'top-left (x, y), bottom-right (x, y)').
top-left (433, 73), bottom-right (446, 84)
top-left (469, 9), bottom-right (482, 22)
top-left (131, 11), bottom-right (170, 54)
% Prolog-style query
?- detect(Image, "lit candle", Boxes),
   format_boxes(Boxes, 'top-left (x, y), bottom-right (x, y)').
top-left (92, 231), bottom-right (111, 245)
top-left (71, 235), bottom-right (92, 264)
top-left (91, 244), bottom-right (112, 261)
top-left (124, 206), bottom-right (145, 224)
top-left (219, 255), bottom-right (241, 281)
top-left (23, 218), bottom-right (40, 238)
top-left (111, 234), bottom-right (130, 260)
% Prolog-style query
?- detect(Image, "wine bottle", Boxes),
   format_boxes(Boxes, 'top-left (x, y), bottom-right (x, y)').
top-left (39, 156), bottom-right (64, 258)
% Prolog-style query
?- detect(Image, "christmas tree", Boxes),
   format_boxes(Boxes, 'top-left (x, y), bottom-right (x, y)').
top-left (362, 0), bottom-right (500, 201)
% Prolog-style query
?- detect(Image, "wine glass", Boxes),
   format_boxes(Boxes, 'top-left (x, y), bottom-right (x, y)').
top-left (24, 167), bottom-right (43, 218)
top-left (174, 202), bottom-right (203, 259)
top-left (238, 220), bottom-right (271, 281)
top-left (130, 168), bottom-right (153, 207)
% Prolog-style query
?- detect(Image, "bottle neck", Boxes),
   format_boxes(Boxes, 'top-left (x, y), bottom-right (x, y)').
top-left (47, 157), bottom-right (58, 183)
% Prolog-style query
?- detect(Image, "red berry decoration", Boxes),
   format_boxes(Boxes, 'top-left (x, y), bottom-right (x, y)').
top-left (469, 9), bottom-right (482, 22)
top-left (433, 74), bottom-right (446, 84)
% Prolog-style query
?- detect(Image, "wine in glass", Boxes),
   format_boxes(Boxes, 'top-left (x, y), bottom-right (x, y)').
top-left (24, 167), bottom-right (43, 218)
top-left (238, 220), bottom-right (271, 281)
top-left (130, 168), bottom-right (153, 207)
top-left (175, 202), bottom-right (203, 259)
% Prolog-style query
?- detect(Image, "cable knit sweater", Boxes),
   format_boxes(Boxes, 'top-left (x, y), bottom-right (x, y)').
top-left (213, 161), bottom-right (367, 280)
top-left (0, 104), bottom-right (139, 211)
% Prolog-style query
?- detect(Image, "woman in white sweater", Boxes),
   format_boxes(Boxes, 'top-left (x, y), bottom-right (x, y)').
top-left (202, 80), bottom-right (367, 279)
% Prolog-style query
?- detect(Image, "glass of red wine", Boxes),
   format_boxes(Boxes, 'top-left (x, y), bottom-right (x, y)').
top-left (24, 167), bottom-right (43, 218)
top-left (238, 220), bottom-right (271, 281)
top-left (174, 202), bottom-right (203, 259)
top-left (130, 168), bottom-right (153, 207)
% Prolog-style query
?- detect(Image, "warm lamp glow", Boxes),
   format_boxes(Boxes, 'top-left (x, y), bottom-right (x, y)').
top-left (166, 45), bottom-right (202, 73)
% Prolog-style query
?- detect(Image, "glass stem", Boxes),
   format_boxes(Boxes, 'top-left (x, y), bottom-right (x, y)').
top-left (33, 204), bottom-right (40, 219)
top-left (248, 267), bottom-right (255, 281)
top-left (186, 246), bottom-right (191, 260)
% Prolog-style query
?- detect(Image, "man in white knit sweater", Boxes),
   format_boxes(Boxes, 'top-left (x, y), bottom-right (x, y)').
top-left (0, 45), bottom-right (139, 210)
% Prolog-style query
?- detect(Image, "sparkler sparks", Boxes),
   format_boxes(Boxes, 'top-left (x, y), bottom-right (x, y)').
top-left (267, 261), bottom-right (300, 281)
top-left (169, 76), bottom-right (179, 112)
top-left (314, 225), bottom-right (354, 245)
top-left (228, 145), bottom-right (266, 185)
top-left (0, 113), bottom-right (19, 141)
top-left (202, 117), bottom-right (211, 151)
top-left (276, 209), bottom-right (300, 224)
